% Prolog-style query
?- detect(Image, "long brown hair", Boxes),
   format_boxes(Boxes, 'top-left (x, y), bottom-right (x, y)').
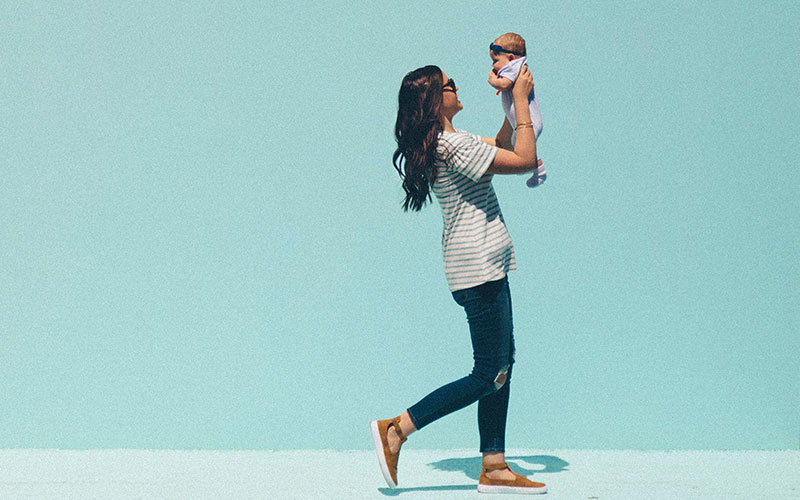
top-left (392, 66), bottom-right (443, 211)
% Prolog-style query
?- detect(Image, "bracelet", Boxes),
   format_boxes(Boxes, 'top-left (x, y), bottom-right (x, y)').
top-left (516, 122), bottom-right (533, 130)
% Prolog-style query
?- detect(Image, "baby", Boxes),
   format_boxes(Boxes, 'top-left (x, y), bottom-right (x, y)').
top-left (488, 32), bottom-right (546, 188)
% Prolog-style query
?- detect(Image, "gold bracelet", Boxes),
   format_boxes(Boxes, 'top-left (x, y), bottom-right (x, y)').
top-left (516, 122), bottom-right (533, 130)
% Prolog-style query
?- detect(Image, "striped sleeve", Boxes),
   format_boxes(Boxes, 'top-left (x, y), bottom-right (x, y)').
top-left (445, 132), bottom-right (497, 182)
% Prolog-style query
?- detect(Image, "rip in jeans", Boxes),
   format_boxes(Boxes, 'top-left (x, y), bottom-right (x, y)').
top-left (493, 364), bottom-right (510, 391)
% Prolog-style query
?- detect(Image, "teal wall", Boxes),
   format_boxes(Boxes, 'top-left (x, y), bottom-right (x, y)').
top-left (2, 1), bottom-right (797, 450)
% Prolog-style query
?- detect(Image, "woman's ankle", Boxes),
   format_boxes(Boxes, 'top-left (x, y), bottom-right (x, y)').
top-left (482, 451), bottom-right (507, 468)
top-left (397, 411), bottom-right (417, 439)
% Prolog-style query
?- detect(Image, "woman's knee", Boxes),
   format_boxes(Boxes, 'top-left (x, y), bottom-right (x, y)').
top-left (472, 361), bottom-right (512, 393)
top-left (493, 364), bottom-right (510, 390)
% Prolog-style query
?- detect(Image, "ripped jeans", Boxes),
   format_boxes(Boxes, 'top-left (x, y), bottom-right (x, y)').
top-left (407, 276), bottom-right (516, 453)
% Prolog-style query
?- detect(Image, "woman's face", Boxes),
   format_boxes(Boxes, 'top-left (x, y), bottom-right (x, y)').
top-left (440, 71), bottom-right (462, 120)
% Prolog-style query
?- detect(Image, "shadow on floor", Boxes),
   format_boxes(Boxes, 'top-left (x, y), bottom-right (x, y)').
top-left (378, 485), bottom-right (475, 496)
top-left (377, 455), bottom-right (569, 495)
top-left (428, 454), bottom-right (570, 481)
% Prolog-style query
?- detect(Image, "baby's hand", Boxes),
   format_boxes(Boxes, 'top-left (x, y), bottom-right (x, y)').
top-left (488, 71), bottom-right (513, 91)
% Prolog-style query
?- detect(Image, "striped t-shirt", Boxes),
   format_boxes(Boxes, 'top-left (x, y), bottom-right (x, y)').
top-left (432, 130), bottom-right (516, 291)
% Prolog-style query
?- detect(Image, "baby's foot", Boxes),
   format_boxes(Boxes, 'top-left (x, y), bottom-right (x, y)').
top-left (526, 167), bottom-right (547, 188)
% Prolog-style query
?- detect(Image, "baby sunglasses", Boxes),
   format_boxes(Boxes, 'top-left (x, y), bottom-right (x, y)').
top-left (489, 42), bottom-right (524, 56)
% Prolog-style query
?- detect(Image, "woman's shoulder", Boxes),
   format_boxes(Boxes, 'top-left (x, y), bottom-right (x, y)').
top-left (444, 128), bottom-right (471, 136)
top-left (436, 128), bottom-right (497, 181)
top-left (437, 129), bottom-right (480, 159)
top-left (439, 129), bottom-right (481, 145)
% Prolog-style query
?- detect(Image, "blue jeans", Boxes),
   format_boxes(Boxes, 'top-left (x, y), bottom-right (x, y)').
top-left (407, 277), bottom-right (515, 453)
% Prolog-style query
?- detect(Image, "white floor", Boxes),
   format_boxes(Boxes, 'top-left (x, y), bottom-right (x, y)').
top-left (1, 449), bottom-right (798, 499)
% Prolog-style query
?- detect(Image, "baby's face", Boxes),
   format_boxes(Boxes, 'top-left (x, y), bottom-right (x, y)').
top-left (490, 52), bottom-right (513, 73)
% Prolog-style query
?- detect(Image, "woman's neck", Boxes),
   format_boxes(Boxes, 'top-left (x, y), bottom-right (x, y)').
top-left (440, 115), bottom-right (456, 132)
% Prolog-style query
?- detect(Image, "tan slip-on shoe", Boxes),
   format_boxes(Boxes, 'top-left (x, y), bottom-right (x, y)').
top-left (370, 417), bottom-right (407, 488)
top-left (478, 462), bottom-right (548, 494)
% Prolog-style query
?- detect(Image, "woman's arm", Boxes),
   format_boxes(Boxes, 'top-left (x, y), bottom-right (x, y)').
top-left (495, 118), bottom-right (513, 151)
top-left (486, 66), bottom-right (537, 175)
top-left (479, 119), bottom-right (521, 154)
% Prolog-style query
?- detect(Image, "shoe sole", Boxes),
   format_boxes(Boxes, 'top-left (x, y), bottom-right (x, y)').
top-left (478, 483), bottom-right (548, 494)
top-left (370, 420), bottom-right (397, 489)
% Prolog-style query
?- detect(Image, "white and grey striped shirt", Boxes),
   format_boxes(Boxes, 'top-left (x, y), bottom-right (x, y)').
top-left (432, 130), bottom-right (516, 291)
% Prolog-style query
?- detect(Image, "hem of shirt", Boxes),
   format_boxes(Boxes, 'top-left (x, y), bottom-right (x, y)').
top-left (446, 269), bottom-right (514, 293)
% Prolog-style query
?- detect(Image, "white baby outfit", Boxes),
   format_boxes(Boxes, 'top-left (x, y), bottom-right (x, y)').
top-left (497, 56), bottom-right (546, 188)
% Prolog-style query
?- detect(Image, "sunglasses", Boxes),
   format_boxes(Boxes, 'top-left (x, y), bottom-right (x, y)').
top-left (442, 78), bottom-right (457, 93)
top-left (489, 42), bottom-right (524, 56)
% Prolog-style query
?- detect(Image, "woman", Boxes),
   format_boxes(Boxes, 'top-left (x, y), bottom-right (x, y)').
top-left (370, 64), bottom-right (547, 495)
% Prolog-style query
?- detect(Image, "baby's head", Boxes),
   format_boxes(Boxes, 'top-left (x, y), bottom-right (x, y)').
top-left (490, 32), bottom-right (526, 72)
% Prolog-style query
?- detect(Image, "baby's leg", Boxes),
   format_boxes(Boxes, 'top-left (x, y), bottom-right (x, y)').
top-left (526, 163), bottom-right (547, 188)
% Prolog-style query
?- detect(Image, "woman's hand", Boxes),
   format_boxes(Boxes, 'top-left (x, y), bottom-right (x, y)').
top-left (511, 66), bottom-right (534, 101)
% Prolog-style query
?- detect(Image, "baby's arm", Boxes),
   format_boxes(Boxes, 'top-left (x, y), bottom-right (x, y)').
top-left (488, 71), bottom-right (514, 91)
